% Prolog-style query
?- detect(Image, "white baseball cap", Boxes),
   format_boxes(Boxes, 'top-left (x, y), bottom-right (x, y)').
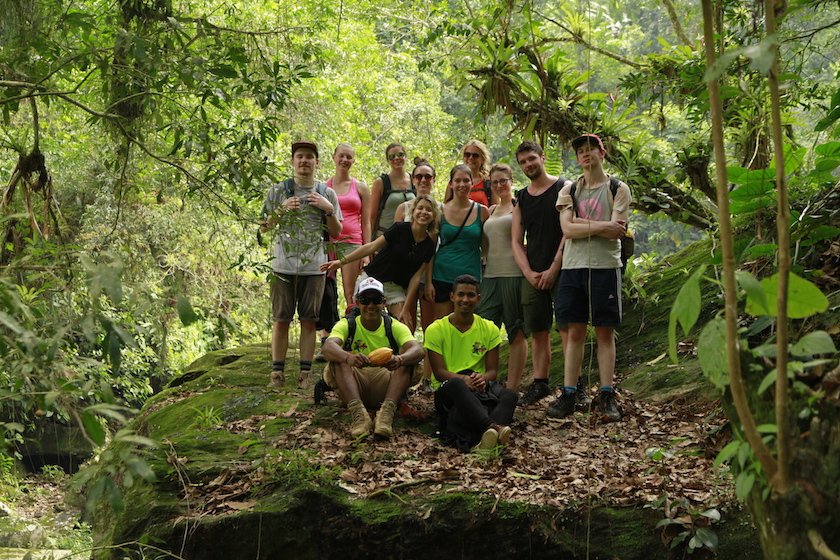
top-left (355, 277), bottom-right (385, 300)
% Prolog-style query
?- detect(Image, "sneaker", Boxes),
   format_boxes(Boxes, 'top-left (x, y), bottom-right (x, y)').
top-left (495, 425), bottom-right (512, 446)
top-left (374, 399), bottom-right (397, 438)
top-left (519, 381), bottom-right (551, 406)
top-left (546, 391), bottom-right (576, 418)
top-left (348, 399), bottom-right (372, 437)
top-left (599, 390), bottom-right (621, 422)
top-left (268, 370), bottom-right (284, 387)
top-left (472, 428), bottom-right (498, 452)
top-left (575, 378), bottom-right (592, 408)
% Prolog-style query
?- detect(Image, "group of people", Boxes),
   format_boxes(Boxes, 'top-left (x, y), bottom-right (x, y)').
top-left (260, 134), bottom-right (632, 451)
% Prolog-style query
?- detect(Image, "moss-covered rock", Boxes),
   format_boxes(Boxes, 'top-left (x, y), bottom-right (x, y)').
top-left (81, 341), bottom-right (760, 559)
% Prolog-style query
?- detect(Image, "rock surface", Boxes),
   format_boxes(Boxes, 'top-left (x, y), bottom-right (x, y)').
top-left (83, 344), bottom-right (761, 559)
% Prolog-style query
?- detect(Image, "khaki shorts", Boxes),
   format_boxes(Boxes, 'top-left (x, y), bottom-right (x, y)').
top-left (271, 273), bottom-right (325, 323)
top-left (324, 362), bottom-right (423, 410)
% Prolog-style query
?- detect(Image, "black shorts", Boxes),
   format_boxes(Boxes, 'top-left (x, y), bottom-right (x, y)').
top-left (554, 268), bottom-right (622, 327)
top-left (432, 279), bottom-right (453, 303)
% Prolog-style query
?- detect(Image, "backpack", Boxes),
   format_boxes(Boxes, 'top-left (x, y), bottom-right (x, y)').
top-left (313, 306), bottom-right (401, 404)
top-left (375, 173), bottom-right (416, 231)
top-left (569, 177), bottom-right (635, 270)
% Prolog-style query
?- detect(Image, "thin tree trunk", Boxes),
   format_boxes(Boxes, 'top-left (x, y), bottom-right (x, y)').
top-left (701, 0), bottom-right (777, 479)
top-left (764, 0), bottom-right (792, 495)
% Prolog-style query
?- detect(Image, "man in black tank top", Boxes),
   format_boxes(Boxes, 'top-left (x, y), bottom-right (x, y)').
top-left (511, 141), bottom-right (573, 406)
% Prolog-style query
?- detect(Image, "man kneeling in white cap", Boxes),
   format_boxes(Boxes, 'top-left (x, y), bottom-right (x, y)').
top-left (322, 277), bottom-right (424, 438)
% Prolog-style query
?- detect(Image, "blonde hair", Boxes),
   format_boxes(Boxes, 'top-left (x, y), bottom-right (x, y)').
top-left (408, 194), bottom-right (440, 237)
top-left (463, 139), bottom-right (491, 178)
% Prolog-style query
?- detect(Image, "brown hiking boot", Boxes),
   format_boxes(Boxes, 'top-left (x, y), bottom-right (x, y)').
top-left (348, 399), bottom-right (372, 438)
top-left (374, 399), bottom-right (397, 438)
top-left (268, 370), bottom-right (284, 387)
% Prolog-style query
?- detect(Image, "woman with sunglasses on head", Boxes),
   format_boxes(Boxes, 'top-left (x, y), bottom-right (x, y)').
top-left (322, 195), bottom-right (440, 320)
top-left (369, 143), bottom-right (414, 239)
top-left (474, 163), bottom-right (528, 391)
top-left (327, 143), bottom-right (372, 311)
top-left (426, 165), bottom-right (490, 321)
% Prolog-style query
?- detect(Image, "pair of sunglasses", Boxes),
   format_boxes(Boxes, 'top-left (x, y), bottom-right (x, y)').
top-left (387, 151), bottom-right (406, 161)
top-left (357, 295), bottom-right (385, 305)
top-left (414, 173), bottom-right (434, 180)
top-left (463, 151), bottom-right (481, 159)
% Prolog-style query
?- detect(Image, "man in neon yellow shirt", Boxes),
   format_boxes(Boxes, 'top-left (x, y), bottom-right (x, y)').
top-left (322, 278), bottom-right (423, 438)
top-left (424, 274), bottom-right (518, 452)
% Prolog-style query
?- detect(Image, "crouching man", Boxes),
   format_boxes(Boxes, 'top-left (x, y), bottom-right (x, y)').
top-left (322, 277), bottom-right (423, 438)
top-left (424, 274), bottom-right (518, 452)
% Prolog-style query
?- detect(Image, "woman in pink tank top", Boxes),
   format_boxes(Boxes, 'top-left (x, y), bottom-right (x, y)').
top-left (328, 143), bottom-right (371, 309)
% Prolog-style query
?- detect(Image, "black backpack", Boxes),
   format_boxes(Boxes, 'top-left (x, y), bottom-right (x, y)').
top-left (342, 306), bottom-right (400, 354)
top-left (375, 173), bottom-right (415, 231)
top-left (313, 307), bottom-right (401, 404)
top-left (569, 177), bottom-right (635, 270)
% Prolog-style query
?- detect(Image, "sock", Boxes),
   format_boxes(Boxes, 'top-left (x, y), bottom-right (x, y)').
top-left (534, 378), bottom-right (548, 385)
top-left (600, 386), bottom-right (614, 393)
top-left (299, 360), bottom-right (312, 374)
top-left (272, 360), bottom-right (285, 372)
top-left (563, 385), bottom-right (577, 395)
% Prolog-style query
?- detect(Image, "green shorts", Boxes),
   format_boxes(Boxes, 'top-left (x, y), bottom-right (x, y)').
top-left (476, 277), bottom-right (527, 340)
top-left (521, 278), bottom-right (555, 334)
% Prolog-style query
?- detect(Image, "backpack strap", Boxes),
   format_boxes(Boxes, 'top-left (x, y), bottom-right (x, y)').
top-left (343, 315), bottom-right (357, 352)
top-left (483, 178), bottom-right (493, 203)
top-left (608, 176), bottom-right (620, 197)
top-left (569, 181), bottom-right (579, 217)
top-left (342, 311), bottom-right (400, 354)
top-left (382, 314), bottom-right (400, 354)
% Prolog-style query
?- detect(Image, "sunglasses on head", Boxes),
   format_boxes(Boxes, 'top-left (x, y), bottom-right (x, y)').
top-left (387, 151), bottom-right (406, 161)
top-left (357, 294), bottom-right (385, 305)
top-left (463, 151), bottom-right (481, 159)
top-left (414, 173), bottom-right (434, 180)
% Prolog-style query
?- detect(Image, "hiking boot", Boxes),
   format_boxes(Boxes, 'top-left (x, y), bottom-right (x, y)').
top-left (575, 378), bottom-right (592, 408)
top-left (546, 391), bottom-right (576, 419)
top-left (598, 390), bottom-right (621, 422)
top-left (297, 370), bottom-right (311, 389)
top-left (471, 428), bottom-right (498, 452)
top-left (374, 399), bottom-right (397, 438)
top-left (268, 370), bottom-right (285, 387)
top-left (519, 381), bottom-right (551, 406)
top-left (348, 399), bottom-right (372, 437)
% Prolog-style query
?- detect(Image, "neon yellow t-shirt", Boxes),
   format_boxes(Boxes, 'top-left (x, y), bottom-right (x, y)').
top-left (329, 315), bottom-right (414, 356)
top-left (423, 314), bottom-right (501, 388)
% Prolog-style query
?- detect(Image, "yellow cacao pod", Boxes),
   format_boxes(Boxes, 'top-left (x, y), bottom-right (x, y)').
top-left (367, 347), bottom-right (393, 366)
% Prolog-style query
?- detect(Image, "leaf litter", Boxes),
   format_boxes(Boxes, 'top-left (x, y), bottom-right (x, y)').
top-left (179, 388), bottom-right (735, 517)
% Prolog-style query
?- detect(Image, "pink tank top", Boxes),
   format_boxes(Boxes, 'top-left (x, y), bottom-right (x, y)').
top-left (329, 178), bottom-right (363, 244)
